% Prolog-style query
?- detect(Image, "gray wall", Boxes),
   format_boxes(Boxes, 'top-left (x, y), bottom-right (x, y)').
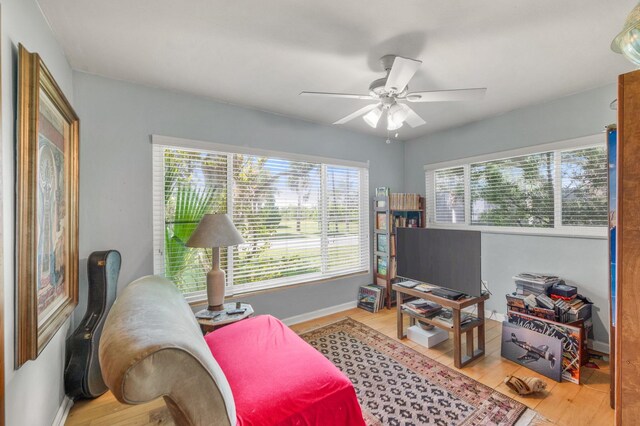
top-left (2, 0), bottom-right (75, 425)
top-left (404, 84), bottom-right (616, 345)
top-left (72, 71), bottom-right (404, 322)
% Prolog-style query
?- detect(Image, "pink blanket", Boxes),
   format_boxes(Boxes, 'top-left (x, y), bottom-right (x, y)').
top-left (205, 315), bottom-right (365, 426)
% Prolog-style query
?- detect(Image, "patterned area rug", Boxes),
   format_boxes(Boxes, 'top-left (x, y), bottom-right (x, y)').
top-left (300, 318), bottom-right (527, 426)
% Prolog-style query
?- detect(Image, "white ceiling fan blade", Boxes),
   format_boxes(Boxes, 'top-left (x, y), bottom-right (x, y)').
top-left (333, 104), bottom-right (379, 125)
top-left (400, 104), bottom-right (426, 128)
top-left (405, 88), bottom-right (487, 103)
top-left (300, 91), bottom-right (373, 100)
top-left (384, 56), bottom-right (422, 94)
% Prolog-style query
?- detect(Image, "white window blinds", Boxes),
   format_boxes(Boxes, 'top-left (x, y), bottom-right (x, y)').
top-left (153, 142), bottom-right (369, 298)
top-left (560, 146), bottom-right (608, 227)
top-left (434, 167), bottom-right (466, 224)
top-left (231, 154), bottom-right (323, 286)
top-left (424, 136), bottom-right (607, 236)
top-left (470, 152), bottom-right (555, 228)
top-left (155, 147), bottom-right (229, 295)
top-left (325, 165), bottom-right (369, 274)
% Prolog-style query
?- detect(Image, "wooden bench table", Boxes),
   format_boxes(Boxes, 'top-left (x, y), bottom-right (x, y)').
top-left (393, 284), bottom-right (490, 368)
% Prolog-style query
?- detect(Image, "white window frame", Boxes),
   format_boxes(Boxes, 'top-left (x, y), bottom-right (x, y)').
top-left (152, 135), bottom-right (370, 302)
top-left (424, 134), bottom-right (607, 239)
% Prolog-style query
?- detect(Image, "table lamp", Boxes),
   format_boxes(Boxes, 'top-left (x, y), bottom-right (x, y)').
top-left (187, 213), bottom-right (244, 311)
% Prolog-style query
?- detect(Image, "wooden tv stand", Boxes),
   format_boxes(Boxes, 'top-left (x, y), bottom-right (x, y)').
top-left (393, 283), bottom-right (490, 368)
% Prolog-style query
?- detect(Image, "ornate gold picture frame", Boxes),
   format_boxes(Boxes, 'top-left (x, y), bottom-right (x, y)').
top-left (16, 44), bottom-right (79, 367)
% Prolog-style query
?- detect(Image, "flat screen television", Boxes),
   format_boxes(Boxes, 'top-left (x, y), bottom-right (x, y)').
top-left (396, 228), bottom-right (481, 297)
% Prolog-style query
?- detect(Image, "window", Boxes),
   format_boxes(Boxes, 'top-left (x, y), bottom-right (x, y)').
top-left (153, 138), bottom-right (369, 300)
top-left (560, 147), bottom-right (608, 227)
top-left (470, 152), bottom-right (555, 228)
top-left (434, 167), bottom-right (465, 224)
top-left (425, 135), bottom-right (607, 236)
top-left (159, 148), bottom-right (229, 296)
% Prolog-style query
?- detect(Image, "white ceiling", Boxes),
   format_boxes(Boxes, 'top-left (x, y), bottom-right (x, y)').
top-left (38, 0), bottom-right (636, 141)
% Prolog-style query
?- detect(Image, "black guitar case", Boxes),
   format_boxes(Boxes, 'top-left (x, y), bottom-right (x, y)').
top-left (64, 250), bottom-right (121, 400)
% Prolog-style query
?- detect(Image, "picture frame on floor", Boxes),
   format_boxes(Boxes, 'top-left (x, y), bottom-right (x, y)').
top-left (506, 311), bottom-right (583, 384)
top-left (501, 321), bottom-right (563, 382)
top-left (15, 44), bottom-right (79, 367)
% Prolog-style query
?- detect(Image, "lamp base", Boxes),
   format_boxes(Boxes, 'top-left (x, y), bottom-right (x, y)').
top-left (207, 265), bottom-right (226, 309)
top-left (208, 304), bottom-right (224, 311)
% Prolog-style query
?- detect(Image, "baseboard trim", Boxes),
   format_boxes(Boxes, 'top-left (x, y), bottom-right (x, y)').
top-left (52, 396), bottom-right (73, 426)
top-left (485, 310), bottom-right (505, 323)
top-left (282, 301), bottom-right (357, 326)
top-left (590, 339), bottom-right (610, 355)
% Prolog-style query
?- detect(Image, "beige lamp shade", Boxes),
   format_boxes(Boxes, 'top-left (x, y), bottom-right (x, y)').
top-left (186, 214), bottom-right (245, 248)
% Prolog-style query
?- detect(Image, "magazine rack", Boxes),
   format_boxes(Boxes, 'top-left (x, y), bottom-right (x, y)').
top-left (393, 283), bottom-right (489, 368)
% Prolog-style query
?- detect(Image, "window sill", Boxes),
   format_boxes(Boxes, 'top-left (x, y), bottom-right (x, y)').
top-left (425, 224), bottom-right (607, 240)
top-left (188, 270), bottom-right (370, 308)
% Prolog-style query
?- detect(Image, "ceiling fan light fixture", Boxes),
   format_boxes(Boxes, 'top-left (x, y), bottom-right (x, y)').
top-left (386, 103), bottom-right (408, 130)
top-left (363, 105), bottom-right (382, 128)
top-left (302, 54), bottom-right (485, 132)
top-left (612, 2), bottom-right (640, 66)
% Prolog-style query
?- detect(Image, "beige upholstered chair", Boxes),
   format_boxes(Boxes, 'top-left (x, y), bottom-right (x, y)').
top-left (99, 275), bottom-right (236, 426)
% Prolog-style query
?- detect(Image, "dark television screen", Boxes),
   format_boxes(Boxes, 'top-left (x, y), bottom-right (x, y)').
top-left (396, 228), bottom-right (481, 297)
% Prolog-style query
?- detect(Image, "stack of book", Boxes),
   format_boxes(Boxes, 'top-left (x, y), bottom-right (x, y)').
top-left (513, 273), bottom-right (561, 296)
top-left (389, 193), bottom-right (421, 210)
top-left (506, 273), bottom-right (594, 339)
top-left (357, 285), bottom-right (387, 313)
top-left (562, 295), bottom-right (593, 323)
top-left (433, 308), bottom-right (477, 327)
top-left (401, 299), bottom-right (442, 317)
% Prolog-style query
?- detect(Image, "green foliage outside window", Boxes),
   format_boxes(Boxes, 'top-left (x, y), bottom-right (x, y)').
top-left (470, 153), bottom-right (555, 227)
top-left (561, 147), bottom-right (607, 227)
top-left (162, 149), bottom-right (362, 294)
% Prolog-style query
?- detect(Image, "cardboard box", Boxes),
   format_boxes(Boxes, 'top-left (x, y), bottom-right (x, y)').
top-left (407, 325), bottom-right (449, 348)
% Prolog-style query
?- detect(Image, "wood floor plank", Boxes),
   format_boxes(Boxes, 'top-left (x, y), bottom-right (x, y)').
top-left (533, 379), bottom-right (583, 421)
top-left (553, 386), bottom-right (607, 426)
top-left (588, 394), bottom-right (615, 426)
top-left (66, 307), bottom-right (613, 426)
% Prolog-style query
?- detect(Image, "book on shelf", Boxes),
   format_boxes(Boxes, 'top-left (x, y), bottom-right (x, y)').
top-left (431, 308), bottom-right (477, 326)
top-left (402, 299), bottom-right (442, 317)
top-left (389, 193), bottom-right (421, 211)
top-left (390, 258), bottom-right (397, 279)
top-left (376, 187), bottom-right (390, 197)
top-left (376, 212), bottom-right (388, 231)
top-left (392, 213), bottom-right (421, 229)
top-left (376, 234), bottom-right (388, 254)
top-left (377, 257), bottom-right (388, 276)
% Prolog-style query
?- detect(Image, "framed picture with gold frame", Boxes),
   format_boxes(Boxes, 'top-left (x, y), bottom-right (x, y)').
top-left (16, 44), bottom-right (79, 367)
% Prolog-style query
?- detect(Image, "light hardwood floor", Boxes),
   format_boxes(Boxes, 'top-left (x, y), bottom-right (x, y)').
top-left (66, 308), bottom-right (613, 426)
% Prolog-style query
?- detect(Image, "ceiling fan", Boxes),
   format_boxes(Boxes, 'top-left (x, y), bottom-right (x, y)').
top-left (300, 55), bottom-right (487, 131)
